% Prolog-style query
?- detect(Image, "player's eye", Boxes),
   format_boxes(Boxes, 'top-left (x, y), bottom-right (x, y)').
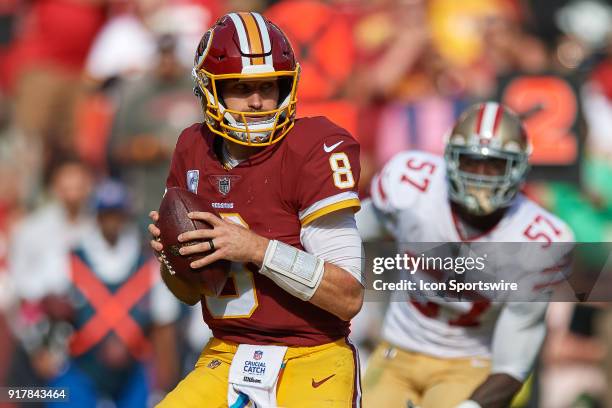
top-left (235, 84), bottom-right (250, 93)
top-left (259, 81), bottom-right (278, 94)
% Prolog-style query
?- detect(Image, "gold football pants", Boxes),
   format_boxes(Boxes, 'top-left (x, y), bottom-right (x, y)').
top-left (157, 337), bottom-right (361, 407)
top-left (363, 342), bottom-right (490, 408)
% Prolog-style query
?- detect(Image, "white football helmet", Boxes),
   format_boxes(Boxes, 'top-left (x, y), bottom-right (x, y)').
top-left (445, 102), bottom-right (531, 215)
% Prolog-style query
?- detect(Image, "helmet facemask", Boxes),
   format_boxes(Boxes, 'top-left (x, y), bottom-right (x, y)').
top-left (445, 144), bottom-right (529, 216)
top-left (192, 66), bottom-right (300, 146)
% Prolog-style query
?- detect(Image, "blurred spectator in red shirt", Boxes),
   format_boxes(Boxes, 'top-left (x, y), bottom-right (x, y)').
top-left (7, 0), bottom-right (107, 139)
top-left (0, 0), bottom-right (107, 212)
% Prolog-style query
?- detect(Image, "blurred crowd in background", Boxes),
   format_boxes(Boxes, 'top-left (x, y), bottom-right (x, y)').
top-left (0, 0), bottom-right (611, 407)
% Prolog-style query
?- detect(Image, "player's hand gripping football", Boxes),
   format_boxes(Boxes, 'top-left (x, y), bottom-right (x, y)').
top-left (148, 210), bottom-right (164, 256)
top-left (177, 212), bottom-right (269, 268)
top-left (149, 210), bottom-right (204, 304)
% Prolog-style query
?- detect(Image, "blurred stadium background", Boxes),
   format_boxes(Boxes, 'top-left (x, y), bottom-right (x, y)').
top-left (0, 0), bottom-right (611, 407)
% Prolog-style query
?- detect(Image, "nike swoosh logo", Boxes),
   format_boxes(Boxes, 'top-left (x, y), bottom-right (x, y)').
top-left (323, 140), bottom-right (344, 153)
top-left (311, 374), bottom-right (336, 388)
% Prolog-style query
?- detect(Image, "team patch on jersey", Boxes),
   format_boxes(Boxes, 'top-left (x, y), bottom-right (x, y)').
top-left (186, 170), bottom-right (200, 193)
top-left (208, 175), bottom-right (242, 196)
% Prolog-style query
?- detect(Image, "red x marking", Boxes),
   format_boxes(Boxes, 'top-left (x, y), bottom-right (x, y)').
top-left (69, 255), bottom-right (157, 360)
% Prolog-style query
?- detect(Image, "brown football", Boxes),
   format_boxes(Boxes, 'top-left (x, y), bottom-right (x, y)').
top-left (157, 187), bottom-right (230, 296)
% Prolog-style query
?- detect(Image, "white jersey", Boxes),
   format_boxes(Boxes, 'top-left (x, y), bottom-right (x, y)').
top-left (370, 151), bottom-right (574, 359)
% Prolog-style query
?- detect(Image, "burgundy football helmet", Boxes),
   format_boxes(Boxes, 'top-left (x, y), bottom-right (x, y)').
top-left (192, 12), bottom-right (300, 146)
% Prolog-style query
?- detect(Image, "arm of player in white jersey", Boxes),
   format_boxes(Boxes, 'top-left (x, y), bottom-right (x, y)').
top-left (354, 198), bottom-right (393, 241)
top-left (459, 302), bottom-right (548, 408)
top-left (491, 302), bottom-right (548, 380)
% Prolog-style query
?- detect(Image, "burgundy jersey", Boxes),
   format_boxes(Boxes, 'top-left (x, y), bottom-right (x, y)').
top-left (166, 117), bottom-right (361, 346)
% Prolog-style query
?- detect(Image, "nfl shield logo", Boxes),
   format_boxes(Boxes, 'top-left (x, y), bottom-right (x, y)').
top-left (186, 170), bottom-right (200, 193)
top-left (208, 175), bottom-right (241, 196)
top-left (218, 177), bottom-right (231, 195)
top-left (254, 350), bottom-right (263, 360)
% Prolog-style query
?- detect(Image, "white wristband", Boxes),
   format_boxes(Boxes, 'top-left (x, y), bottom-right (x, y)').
top-left (455, 401), bottom-right (482, 408)
top-left (259, 240), bottom-right (325, 301)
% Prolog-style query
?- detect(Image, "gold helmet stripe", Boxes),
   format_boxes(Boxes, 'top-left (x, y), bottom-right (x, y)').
top-left (252, 12), bottom-right (273, 66)
top-left (239, 12), bottom-right (265, 65)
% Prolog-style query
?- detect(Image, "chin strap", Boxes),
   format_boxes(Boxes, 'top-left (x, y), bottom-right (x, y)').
top-left (220, 142), bottom-right (243, 169)
top-left (224, 112), bottom-right (276, 144)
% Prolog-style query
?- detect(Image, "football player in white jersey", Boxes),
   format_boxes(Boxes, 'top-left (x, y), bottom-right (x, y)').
top-left (357, 102), bottom-right (574, 408)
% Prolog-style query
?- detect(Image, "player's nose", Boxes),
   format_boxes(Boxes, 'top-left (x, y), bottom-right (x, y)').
top-left (247, 92), bottom-right (264, 110)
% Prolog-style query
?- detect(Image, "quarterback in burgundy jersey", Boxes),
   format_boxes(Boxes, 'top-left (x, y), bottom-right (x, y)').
top-left (357, 103), bottom-right (573, 408)
top-left (149, 12), bottom-right (364, 408)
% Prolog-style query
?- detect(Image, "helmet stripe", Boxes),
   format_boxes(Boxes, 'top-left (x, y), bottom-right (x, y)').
top-left (252, 12), bottom-right (273, 66)
top-left (239, 12), bottom-right (264, 65)
top-left (492, 104), bottom-right (504, 136)
top-left (228, 13), bottom-right (251, 68)
top-left (475, 103), bottom-right (486, 133)
top-left (478, 102), bottom-right (500, 139)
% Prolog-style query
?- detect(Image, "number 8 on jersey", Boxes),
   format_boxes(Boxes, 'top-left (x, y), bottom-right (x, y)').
top-left (329, 152), bottom-right (355, 189)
